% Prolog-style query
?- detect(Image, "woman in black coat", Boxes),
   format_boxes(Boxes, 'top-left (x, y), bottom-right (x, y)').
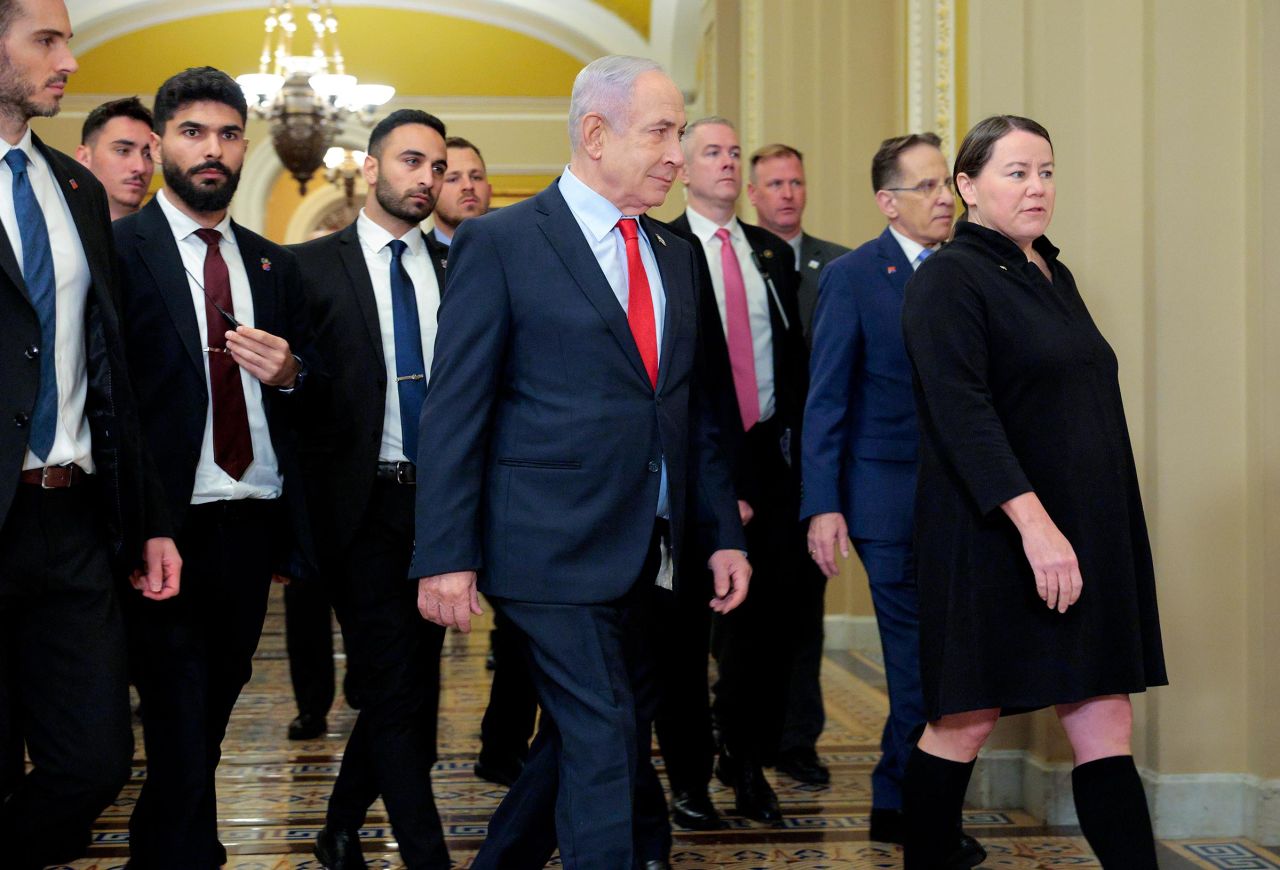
top-left (899, 115), bottom-right (1167, 869)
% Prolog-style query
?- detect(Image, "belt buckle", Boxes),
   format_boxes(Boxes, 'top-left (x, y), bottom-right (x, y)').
top-left (396, 462), bottom-right (413, 485)
top-left (40, 466), bottom-right (66, 489)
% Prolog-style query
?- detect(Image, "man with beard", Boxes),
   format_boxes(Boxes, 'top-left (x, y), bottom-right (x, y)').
top-left (112, 66), bottom-right (316, 868)
top-left (428, 136), bottom-right (490, 251)
top-left (0, 2), bottom-right (180, 867)
top-left (289, 109), bottom-right (451, 869)
top-left (75, 96), bottom-right (154, 221)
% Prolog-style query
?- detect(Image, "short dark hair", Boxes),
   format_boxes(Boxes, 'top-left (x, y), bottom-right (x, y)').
top-left (953, 115), bottom-right (1053, 215)
top-left (81, 96), bottom-right (153, 145)
top-left (152, 67), bottom-right (248, 134)
top-left (749, 143), bottom-right (803, 183)
top-left (871, 132), bottom-right (943, 193)
top-left (368, 109), bottom-right (447, 157)
top-left (445, 136), bottom-right (484, 166)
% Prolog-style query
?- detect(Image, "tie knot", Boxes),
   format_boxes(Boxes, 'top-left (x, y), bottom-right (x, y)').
top-left (388, 238), bottom-right (408, 260)
top-left (714, 227), bottom-right (732, 244)
top-left (615, 218), bottom-right (639, 242)
top-left (3, 148), bottom-right (28, 175)
top-left (195, 228), bottom-right (222, 248)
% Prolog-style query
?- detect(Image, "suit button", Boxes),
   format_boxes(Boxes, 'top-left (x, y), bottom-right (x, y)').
top-left (24, 345), bottom-right (38, 359)
top-left (647, 460), bottom-right (659, 473)
top-left (14, 412), bottom-right (29, 428)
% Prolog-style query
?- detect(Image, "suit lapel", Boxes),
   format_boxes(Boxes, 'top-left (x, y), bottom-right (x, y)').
top-left (0, 210), bottom-right (24, 302)
top-left (877, 227), bottom-right (912, 294)
top-left (535, 185), bottom-right (651, 388)
top-left (337, 222), bottom-right (384, 359)
top-left (642, 216), bottom-right (682, 392)
top-left (135, 197), bottom-right (204, 374)
top-left (36, 136), bottom-right (113, 304)
top-left (233, 221), bottom-right (273, 334)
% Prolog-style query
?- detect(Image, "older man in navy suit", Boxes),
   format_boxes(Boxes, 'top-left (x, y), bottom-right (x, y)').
top-left (411, 56), bottom-right (750, 870)
top-left (801, 133), bottom-right (981, 866)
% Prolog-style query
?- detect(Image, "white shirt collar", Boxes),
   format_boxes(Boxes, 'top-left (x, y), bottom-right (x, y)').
top-left (357, 208), bottom-right (425, 256)
top-left (888, 224), bottom-right (937, 268)
top-left (684, 205), bottom-right (743, 246)
top-left (0, 127), bottom-right (36, 168)
top-left (557, 165), bottom-right (628, 242)
top-left (157, 186), bottom-right (235, 245)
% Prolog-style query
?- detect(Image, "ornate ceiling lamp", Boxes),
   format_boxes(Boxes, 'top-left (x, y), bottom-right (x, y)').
top-left (237, 2), bottom-right (394, 193)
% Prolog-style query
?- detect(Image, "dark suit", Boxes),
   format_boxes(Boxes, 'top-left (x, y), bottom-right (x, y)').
top-left (783, 230), bottom-right (849, 760)
top-left (0, 134), bottom-right (168, 870)
top-left (800, 226), bottom-right (923, 810)
top-left (795, 231), bottom-right (852, 344)
top-left (113, 195), bottom-right (315, 868)
top-left (289, 221), bottom-right (450, 868)
top-left (409, 181), bottom-right (743, 868)
top-left (666, 212), bottom-right (816, 773)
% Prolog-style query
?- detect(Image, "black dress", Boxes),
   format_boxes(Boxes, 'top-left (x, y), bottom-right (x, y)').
top-left (901, 221), bottom-right (1167, 719)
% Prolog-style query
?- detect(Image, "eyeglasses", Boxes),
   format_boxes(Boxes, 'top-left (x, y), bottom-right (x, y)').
top-left (883, 177), bottom-right (954, 196)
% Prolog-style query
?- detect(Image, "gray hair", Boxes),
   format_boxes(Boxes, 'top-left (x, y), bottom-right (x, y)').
top-left (680, 115), bottom-right (736, 161)
top-left (568, 55), bottom-right (665, 152)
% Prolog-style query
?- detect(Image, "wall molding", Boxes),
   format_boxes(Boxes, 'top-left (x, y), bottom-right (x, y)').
top-left (905, 0), bottom-right (957, 153)
top-left (967, 749), bottom-right (1280, 842)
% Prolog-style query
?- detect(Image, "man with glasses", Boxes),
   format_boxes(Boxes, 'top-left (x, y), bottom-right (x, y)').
top-left (800, 133), bottom-right (981, 865)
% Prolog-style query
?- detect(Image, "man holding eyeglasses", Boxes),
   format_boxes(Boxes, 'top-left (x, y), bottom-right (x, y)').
top-left (800, 133), bottom-right (982, 865)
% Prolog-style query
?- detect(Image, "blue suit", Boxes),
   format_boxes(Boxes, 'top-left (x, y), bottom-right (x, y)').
top-left (410, 181), bottom-right (743, 867)
top-left (800, 226), bottom-right (925, 810)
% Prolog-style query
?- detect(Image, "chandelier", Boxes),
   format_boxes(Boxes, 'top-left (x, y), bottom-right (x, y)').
top-left (237, 2), bottom-right (394, 194)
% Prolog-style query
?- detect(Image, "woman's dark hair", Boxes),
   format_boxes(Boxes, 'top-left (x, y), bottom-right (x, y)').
top-left (952, 115), bottom-right (1053, 215)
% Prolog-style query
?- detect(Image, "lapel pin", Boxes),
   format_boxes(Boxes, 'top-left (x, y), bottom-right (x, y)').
top-left (260, 257), bottom-right (272, 272)
top-left (69, 178), bottom-right (78, 190)
top-left (761, 249), bottom-right (774, 259)
top-left (654, 232), bottom-right (666, 247)
top-left (440, 258), bottom-right (448, 269)
top-left (998, 264), bottom-right (1008, 271)
top-left (887, 265), bottom-right (897, 274)
top-left (808, 259), bottom-right (820, 270)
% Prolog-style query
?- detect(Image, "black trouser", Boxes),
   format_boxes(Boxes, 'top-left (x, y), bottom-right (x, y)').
top-left (652, 560), bottom-right (716, 794)
top-left (478, 607), bottom-right (538, 763)
top-left (473, 526), bottom-right (670, 869)
top-left (779, 570), bottom-right (827, 755)
top-left (125, 497), bottom-right (277, 868)
top-left (712, 417), bottom-right (806, 764)
top-left (325, 480), bottom-right (449, 869)
top-left (0, 482), bottom-right (133, 870)
top-left (284, 577), bottom-right (335, 720)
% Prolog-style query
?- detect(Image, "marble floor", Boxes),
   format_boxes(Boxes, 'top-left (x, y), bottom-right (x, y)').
top-left (40, 586), bottom-right (1280, 869)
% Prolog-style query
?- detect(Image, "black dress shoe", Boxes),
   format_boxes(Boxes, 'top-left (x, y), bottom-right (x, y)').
top-left (670, 788), bottom-right (726, 830)
top-left (776, 747), bottom-right (830, 785)
top-left (314, 825), bottom-right (365, 870)
top-left (947, 832), bottom-right (987, 869)
top-left (868, 807), bottom-right (904, 844)
top-left (474, 752), bottom-right (524, 787)
top-left (728, 762), bottom-right (782, 824)
top-left (287, 712), bottom-right (327, 741)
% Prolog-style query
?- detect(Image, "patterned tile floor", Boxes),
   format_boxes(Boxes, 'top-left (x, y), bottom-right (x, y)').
top-left (38, 586), bottom-right (1280, 869)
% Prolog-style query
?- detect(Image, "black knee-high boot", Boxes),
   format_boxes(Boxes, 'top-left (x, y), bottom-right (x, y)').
top-left (902, 746), bottom-right (976, 869)
top-left (1072, 755), bottom-right (1158, 869)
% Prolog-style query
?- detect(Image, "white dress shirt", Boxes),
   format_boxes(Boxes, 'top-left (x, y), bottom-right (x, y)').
top-left (889, 225), bottom-right (936, 270)
top-left (356, 209), bottom-right (443, 463)
top-left (156, 187), bottom-right (281, 503)
top-left (557, 166), bottom-right (669, 520)
top-left (1, 129), bottom-right (94, 472)
top-left (683, 207), bottom-right (776, 423)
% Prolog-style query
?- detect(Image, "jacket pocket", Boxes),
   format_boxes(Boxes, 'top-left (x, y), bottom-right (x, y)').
top-left (496, 458), bottom-right (582, 470)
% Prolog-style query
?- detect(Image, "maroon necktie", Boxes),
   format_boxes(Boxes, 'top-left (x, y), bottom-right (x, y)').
top-left (616, 219), bottom-right (658, 388)
top-left (196, 228), bottom-right (253, 480)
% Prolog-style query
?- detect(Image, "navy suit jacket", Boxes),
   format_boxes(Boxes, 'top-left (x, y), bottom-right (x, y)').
top-left (113, 196), bottom-right (317, 572)
top-left (408, 181), bottom-right (744, 604)
top-left (800, 226), bottom-right (918, 543)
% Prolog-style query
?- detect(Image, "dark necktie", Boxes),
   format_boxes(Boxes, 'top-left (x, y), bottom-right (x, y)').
top-left (388, 239), bottom-right (426, 462)
top-left (615, 218), bottom-right (658, 388)
top-left (195, 227), bottom-right (253, 480)
top-left (5, 149), bottom-right (58, 460)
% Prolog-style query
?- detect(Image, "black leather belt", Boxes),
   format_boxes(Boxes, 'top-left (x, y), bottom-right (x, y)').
top-left (19, 464), bottom-right (89, 488)
top-left (375, 461), bottom-right (416, 484)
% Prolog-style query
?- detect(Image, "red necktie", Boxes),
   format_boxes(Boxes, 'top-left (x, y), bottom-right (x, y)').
top-left (715, 227), bottom-right (760, 429)
top-left (196, 228), bottom-right (253, 480)
top-left (616, 219), bottom-right (658, 388)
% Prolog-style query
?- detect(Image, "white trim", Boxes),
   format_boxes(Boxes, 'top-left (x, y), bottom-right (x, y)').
top-left (966, 749), bottom-right (1280, 841)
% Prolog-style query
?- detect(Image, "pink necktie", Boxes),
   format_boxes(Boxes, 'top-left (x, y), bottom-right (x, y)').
top-left (716, 227), bottom-right (759, 429)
